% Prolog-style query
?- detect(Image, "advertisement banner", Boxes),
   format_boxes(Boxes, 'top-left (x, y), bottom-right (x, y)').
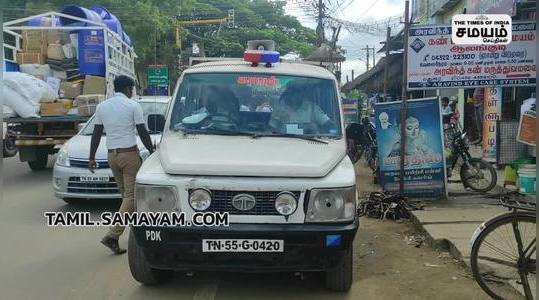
top-left (467, 0), bottom-right (515, 15)
top-left (482, 87), bottom-right (502, 161)
top-left (375, 97), bottom-right (446, 197)
top-left (407, 22), bottom-right (536, 90)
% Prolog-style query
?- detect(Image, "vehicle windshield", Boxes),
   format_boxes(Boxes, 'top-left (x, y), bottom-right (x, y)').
top-left (170, 73), bottom-right (342, 138)
top-left (81, 101), bottom-right (168, 135)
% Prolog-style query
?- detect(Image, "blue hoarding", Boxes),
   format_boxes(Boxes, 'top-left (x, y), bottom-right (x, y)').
top-left (374, 97), bottom-right (446, 198)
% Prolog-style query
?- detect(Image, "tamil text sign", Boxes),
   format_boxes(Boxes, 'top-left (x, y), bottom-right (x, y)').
top-left (407, 22), bottom-right (536, 90)
top-left (375, 97), bottom-right (446, 198)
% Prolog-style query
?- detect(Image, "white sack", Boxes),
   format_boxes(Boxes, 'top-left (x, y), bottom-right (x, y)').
top-left (19, 64), bottom-right (52, 78)
top-left (2, 105), bottom-right (17, 118)
top-left (2, 72), bottom-right (58, 117)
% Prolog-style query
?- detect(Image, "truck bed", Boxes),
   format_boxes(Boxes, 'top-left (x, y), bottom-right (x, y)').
top-left (6, 115), bottom-right (90, 123)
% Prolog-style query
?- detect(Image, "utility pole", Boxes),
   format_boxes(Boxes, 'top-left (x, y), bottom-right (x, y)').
top-left (383, 27), bottom-right (391, 101)
top-left (362, 46), bottom-right (371, 70)
top-left (371, 46), bottom-right (376, 68)
top-left (316, 0), bottom-right (325, 46)
top-left (399, 0), bottom-right (410, 195)
top-left (351, 70), bottom-right (355, 81)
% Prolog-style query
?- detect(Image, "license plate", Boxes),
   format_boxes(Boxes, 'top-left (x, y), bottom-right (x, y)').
top-left (79, 176), bottom-right (109, 183)
top-left (202, 239), bottom-right (284, 253)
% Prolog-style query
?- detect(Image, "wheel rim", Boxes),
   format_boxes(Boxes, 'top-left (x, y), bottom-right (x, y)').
top-left (474, 216), bottom-right (536, 299)
top-left (464, 162), bottom-right (493, 190)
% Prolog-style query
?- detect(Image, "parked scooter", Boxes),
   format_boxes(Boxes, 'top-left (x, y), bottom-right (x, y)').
top-left (444, 115), bottom-right (497, 192)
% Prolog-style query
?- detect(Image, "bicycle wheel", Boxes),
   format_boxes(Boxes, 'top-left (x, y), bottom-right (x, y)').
top-left (470, 212), bottom-right (536, 299)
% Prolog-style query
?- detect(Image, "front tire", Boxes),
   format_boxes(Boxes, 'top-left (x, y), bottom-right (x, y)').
top-left (3, 137), bottom-right (17, 158)
top-left (128, 230), bottom-right (171, 285)
top-left (460, 158), bottom-right (497, 192)
top-left (325, 246), bottom-right (353, 292)
top-left (470, 213), bottom-right (536, 299)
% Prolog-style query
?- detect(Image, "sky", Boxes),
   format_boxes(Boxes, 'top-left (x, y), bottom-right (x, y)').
top-left (285, 0), bottom-right (404, 82)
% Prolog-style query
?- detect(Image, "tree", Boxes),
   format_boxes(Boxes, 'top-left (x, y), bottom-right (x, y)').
top-left (5, 0), bottom-right (317, 86)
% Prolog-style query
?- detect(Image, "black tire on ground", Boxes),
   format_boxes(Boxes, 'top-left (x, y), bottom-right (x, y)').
top-left (470, 212), bottom-right (535, 300)
top-left (460, 158), bottom-right (497, 193)
top-left (28, 151), bottom-right (48, 171)
top-left (325, 246), bottom-right (353, 292)
top-left (3, 138), bottom-right (17, 158)
top-left (128, 230), bottom-right (172, 285)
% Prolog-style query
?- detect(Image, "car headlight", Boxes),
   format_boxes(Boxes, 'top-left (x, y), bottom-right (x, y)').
top-left (56, 146), bottom-right (70, 167)
top-left (306, 186), bottom-right (356, 223)
top-left (275, 192), bottom-right (298, 216)
top-left (189, 189), bottom-right (212, 211)
top-left (135, 184), bottom-right (178, 212)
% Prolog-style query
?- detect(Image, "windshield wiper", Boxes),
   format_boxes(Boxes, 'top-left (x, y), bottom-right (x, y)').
top-left (251, 133), bottom-right (329, 144)
top-left (179, 127), bottom-right (254, 137)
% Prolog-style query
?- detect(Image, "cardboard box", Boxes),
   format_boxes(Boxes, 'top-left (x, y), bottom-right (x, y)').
top-left (60, 81), bottom-right (83, 99)
top-left (46, 30), bottom-right (69, 44)
top-left (74, 94), bottom-right (106, 107)
top-left (16, 52), bottom-right (45, 64)
top-left (60, 99), bottom-right (74, 110)
top-left (82, 75), bottom-right (106, 95)
top-left (40, 102), bottom-right (68, 116)
top-left (22, 30), bottom-right (47, 52)
top-left (77, 105), bottom-right (98, 117)
top-left (47, 44), bottom-right (65, 60)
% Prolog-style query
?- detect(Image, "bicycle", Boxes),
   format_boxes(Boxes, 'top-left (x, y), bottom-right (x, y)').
top-left (470, 195), bottom-right (536, 299)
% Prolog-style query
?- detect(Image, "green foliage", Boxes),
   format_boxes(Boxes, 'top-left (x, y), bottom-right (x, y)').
top-left (6, 0), bottom-right (316, 85)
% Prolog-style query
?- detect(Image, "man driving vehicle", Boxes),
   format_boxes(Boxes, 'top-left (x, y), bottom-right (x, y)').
top-left (182, 85), bottom-right (239, 124)
top-left (270, 84), bottom-right (332, 133)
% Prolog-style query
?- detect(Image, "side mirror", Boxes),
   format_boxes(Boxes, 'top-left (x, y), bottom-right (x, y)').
top-left (147, 114), bottom-right (166, 133)
top-left (77, 122), bottom-right (87, 132)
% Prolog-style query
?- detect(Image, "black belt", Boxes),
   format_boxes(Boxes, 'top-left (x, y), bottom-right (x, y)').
top-left (108, 145), bottom-right (138, 154)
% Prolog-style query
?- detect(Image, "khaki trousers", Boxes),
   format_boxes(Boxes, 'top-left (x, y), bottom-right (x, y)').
top-left (106, 150), bottom-right (142, 239)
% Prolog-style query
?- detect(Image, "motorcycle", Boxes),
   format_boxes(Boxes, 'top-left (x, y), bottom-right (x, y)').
top-left (444, 116), bottom-right (497, 192)
top-left (346, 117), bottom-right (379, 181)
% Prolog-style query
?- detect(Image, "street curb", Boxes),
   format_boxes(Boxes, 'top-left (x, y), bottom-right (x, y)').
top-left (408, 211), bottom-right (470, 269)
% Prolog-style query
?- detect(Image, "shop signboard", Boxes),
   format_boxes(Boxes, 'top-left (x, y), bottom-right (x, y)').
top-left (374, 97), bottom-right (447, 197)
top-left (342, 98), bottom-right (358, 124)
top-left (467, 0), bottom-right (515, 15)
top-left (482, 87), bottom-right (502, 161)
top-left (407, 22), bottom-right (536, 90)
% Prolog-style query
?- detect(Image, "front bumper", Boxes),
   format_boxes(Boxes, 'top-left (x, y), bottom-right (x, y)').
top-left (52, 164), bottom-right (120, 199)
top-left (132, 219), bottom-right (359, 272)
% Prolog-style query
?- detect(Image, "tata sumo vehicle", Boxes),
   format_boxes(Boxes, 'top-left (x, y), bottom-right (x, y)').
top-left (129, 45), bottom-right (359, 291)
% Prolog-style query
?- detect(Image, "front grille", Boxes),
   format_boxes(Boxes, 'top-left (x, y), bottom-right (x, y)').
top-left (67, 177), bottom-right (119, 194)
top-left (69, 159), bottom-right (109, 169)
top-left (207, 190), bottom-right (301, 215)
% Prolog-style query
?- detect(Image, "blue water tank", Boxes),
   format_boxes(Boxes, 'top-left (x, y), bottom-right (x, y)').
top-left (90, 6), bottom-right (123, 35)
top-left (78, 29), bottom-right (106, 76)
top-left (60, 5), bottom-right (102, 27)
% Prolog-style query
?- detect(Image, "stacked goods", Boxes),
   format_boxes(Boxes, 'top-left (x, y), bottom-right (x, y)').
top-left (74, 94), bottom-right (106, 116)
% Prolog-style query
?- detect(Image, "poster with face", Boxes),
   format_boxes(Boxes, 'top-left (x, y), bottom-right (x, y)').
top-left (375, 97), bottom-right (447, 198)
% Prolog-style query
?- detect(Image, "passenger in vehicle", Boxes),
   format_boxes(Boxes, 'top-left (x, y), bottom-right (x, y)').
top-left (270, 84), bottom-right (331, 133)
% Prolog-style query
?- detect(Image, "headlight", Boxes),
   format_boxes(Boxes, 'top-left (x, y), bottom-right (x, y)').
top-left (306, 186), bottom-right (356, 223)
top-left (135, 184), bottom-right (178, 212)
top-left (189, 189), bottom-right (212, 211)
top-left (56, 146), bottom-right (70, 167)
top-left (275, 192), bottom-right (297, 216)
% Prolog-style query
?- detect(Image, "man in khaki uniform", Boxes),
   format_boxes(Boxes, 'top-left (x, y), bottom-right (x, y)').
top-left (88, 75), bottom-right (154, 254)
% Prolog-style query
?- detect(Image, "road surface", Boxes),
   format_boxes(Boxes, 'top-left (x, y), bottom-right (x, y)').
top-left (0, 156), bottom-right (488, 299)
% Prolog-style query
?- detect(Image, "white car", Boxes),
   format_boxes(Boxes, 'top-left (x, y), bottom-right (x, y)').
top-left (52, 96), bottom-right (170, 203)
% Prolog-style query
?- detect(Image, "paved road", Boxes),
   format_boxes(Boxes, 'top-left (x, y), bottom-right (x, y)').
top-left (0, 157), bottom-right (488, 299)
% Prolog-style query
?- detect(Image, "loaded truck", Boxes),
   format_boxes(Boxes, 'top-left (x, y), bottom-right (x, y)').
top-left (2, 7), bottom-right (136, 170)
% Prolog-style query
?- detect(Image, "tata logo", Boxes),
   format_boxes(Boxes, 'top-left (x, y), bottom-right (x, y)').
top-left (231, 194), bottom-right (256, 211)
